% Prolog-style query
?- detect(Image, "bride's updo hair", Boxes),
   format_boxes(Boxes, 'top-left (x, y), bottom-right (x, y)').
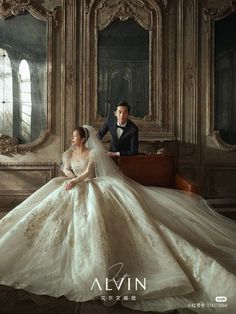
top-left (75, 126), bottom-right (89, 142)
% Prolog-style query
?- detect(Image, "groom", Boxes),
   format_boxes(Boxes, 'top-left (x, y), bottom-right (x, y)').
top-left (98, 101), bottom-right (139, 156)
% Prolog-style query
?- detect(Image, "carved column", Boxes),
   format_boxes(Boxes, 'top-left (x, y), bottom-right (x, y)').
top-left (61, 0), bottom-right (77, 151)
top-left (177, 0), bottom-right (199, 145)
top-left (177, 0), bottom-right (200, 184)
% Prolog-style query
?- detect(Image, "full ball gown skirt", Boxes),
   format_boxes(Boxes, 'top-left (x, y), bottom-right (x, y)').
top-left (0, 152), bottom-right (236, 313)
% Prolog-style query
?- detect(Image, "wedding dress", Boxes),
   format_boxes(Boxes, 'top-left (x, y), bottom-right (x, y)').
top-left (0, 126), bottom-right (235, 314)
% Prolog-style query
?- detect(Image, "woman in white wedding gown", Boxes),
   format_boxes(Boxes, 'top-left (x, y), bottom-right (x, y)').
top-left (0, 126), bottom-right (235, 313)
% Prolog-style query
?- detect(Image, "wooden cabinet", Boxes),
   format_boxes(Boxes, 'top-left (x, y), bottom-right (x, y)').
top-left (113, 154), bottom-right (198, 193)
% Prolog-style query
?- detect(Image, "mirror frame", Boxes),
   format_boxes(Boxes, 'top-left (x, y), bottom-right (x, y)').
top-left (0, 0), bottom-right (60, 154)
top-left (78, 0), bottom-right (174, 140)
top-left (204, 0), bottom-right (236, 152)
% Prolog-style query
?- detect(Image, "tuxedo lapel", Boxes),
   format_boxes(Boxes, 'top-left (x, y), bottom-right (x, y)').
top-left (112, 120), bottom-right (118, 144)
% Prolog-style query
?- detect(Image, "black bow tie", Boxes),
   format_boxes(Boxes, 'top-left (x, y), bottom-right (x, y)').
top-left (116, 125), bottom-right (125, 130)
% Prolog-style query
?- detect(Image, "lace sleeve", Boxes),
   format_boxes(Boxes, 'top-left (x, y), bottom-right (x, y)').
top-left (61, 150), bottom-right (76, 178)
top-left (72, 150), bottom-right (96, 183)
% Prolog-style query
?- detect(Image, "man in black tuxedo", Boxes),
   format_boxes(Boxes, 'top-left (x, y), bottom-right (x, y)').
top-left (98, 101), bottom-right (139, 156)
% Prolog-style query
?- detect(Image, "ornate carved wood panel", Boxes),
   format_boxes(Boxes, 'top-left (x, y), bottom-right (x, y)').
top-left (0, 162), bottom-right (56, 196)
top-left (205, 165), bottom-right (236, 198)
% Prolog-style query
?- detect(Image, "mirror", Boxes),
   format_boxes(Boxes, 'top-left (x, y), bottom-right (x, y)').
top-left (0, 12), bottom-right (47, 144)
top-left (0, 2), bottom-right (59, 154)
top-left (214, 12), bottom-right (236, 145)
top-left (80, 0), bottom-right (172, 139)
top-left (204, 2), bottom-right (236, 151)
top-left (97, 19), bottom-right (149, 118)
top-left (0, 11), bottom-right (48, 146)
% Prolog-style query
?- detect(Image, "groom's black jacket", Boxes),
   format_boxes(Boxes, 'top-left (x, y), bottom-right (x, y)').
top-left (98, 117), bottom-right (139, 156)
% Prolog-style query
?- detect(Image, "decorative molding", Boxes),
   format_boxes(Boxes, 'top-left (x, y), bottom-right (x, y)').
top-left (162, 0), bottom-right (168, 9)
top-left (0, 130), bottom-right (50, 155)
top-left (65, 64), bottom-right (74, 88)
top-left (180, 142), bottom-right (195, 157)
top-left (203, 0), bottom-right (236, 32)
top-left (85, 0), bottom-right (168, 16)
top-left (185, 0), bottom-right (194, 11)
top-left (61, 0), bottom-right (77, 153)
top-left (177, 0), bottom-right (198, 144)
top-left (0, 0), bottom-right (30, 18)
top-left (203, 0), bottom-right (236, 20)
top-left (184, 62), bottom-right (194, 91)
top-left (205, 164), bottom-right (236, 198)
top-left (0, 162), bottom-right (55, 167)
top-left (0, 162), bottom-right (56, 196)
top-left (0, 0), bottom-right (61, 28)
top-left (138, 139), bottom-right (177, 155)
top-left (84, 0), bottom-right (90, 14)
top-left (17, 130), bottom-right (50, 152)
top-left (212, 131), bottom-right (236, 152)
top-left (67, 0), bottom-right (73, 9)
top-left (50, 6), bottom-right (61, 31)
top-left (143, 114), bottom-right (154, 121)
top-left (96, 0), bottom-right (154, 31)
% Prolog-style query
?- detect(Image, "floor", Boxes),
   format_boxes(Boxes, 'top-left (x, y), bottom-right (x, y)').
top-left (0, 285), bottom-right (182, 314)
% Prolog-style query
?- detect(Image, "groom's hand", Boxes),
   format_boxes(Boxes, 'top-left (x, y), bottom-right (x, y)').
top-left (107, 151), bottom-right (120, 156)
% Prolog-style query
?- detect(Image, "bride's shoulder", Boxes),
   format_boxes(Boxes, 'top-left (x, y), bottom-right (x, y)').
top-left (88, 149), bottom-right (96, 160)
top-left (62, 149), bottom-right (73, 160)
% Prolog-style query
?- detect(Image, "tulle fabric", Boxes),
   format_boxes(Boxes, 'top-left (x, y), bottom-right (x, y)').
top-left (0, 126), bottom-right (235, 313)
top-left (84, 125), bottom-right (236, 275)
top-left (84, 125), bottom-right (123, 179)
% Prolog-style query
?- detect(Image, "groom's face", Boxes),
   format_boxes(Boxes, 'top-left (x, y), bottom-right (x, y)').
top-left (115, 106), bottom-right (129, 125)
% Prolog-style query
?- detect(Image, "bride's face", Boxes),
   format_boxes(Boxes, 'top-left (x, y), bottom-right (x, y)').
top-left (71, 130), bottom-right (85, 147)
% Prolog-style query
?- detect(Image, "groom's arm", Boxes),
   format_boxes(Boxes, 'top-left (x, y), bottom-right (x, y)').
top-left (98, 119), bottom-right (110, 140)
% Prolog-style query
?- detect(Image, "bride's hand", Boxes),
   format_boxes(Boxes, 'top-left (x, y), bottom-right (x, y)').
top-left (67, 173), bottom-right (76, 178)
top-left (65, 179), bottom-right (76, 190)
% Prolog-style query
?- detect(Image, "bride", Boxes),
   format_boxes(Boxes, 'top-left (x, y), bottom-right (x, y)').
top-left (0, 125), bottom-right (235, 313)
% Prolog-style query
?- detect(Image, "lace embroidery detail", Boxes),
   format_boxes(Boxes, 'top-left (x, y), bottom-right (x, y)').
top-left (24, 191), bottom-right (72, 250)
top-left (24, 201), bottom-right (54, 247)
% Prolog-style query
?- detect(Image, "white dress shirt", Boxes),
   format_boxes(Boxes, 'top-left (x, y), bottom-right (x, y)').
top-left (116, 122), bottom-right (127, 140)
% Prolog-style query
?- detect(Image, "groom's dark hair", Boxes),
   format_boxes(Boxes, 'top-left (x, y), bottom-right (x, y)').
top-left (116, 101), bottom-right (131, 113)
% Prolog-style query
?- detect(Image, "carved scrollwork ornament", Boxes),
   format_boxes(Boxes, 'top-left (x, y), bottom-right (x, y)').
top-left (41, 170), bottom-right (50, 180)
top-left (65, 64), bottom-right (74, 88)
top-left (0, 135), bottom-right (18, 154)
top-left (143, 114), bottom-right (154, 121)
top-left (0, 0), bottom-right (61, 30)
top-left (50, 6), bottom-right (61, 31)
top-left (212, 131), bottom-right (236, 152)
top-left (203, 0), bottom-right (236, 32)
top-left (184, 62), bottom-right (194, 91)
top-left (85, 0), bottom-right (168, 15)
top-left (0, 131), bottom-right (50, 155)
top-left (0, 0), bottom-right (30, 19)
top-left (96, 0), bottom-right (155, 31)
